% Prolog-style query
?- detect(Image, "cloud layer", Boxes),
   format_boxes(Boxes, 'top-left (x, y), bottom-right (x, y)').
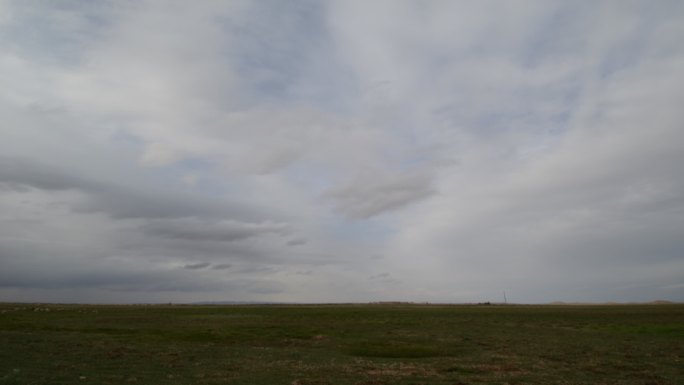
top-left (1, 1), bottom-right (683, 303)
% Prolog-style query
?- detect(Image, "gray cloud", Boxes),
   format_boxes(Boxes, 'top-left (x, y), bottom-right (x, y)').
top-left (0, 243), bottom-right (221, 293)
top-left (0, 156), bottom-right (91, 191)
top-left (369, 273), bottom-right (390, 280)
top-left (0, 156), bottom-right (265, 222)
top-left (141, 218), bottom-right (290, 242)
top-left (326, 171), bottom-right (434, 219)
top-left (286, 238), bottom-right (308, 246)
top-left (183, 262), bottom-right (210, 270)
top-left (247, 283), bottom-right (286, 295)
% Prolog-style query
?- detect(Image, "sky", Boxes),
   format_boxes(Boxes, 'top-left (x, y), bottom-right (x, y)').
top-left (1, 0), bottom-right (683, 304)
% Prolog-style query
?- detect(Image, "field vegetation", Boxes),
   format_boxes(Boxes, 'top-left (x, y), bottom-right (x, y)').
top-left (1, 303), bottom-right (682, 384)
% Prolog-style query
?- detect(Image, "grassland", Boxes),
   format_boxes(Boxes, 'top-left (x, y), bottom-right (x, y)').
top-left (0, 303), bottom-right (682, 384)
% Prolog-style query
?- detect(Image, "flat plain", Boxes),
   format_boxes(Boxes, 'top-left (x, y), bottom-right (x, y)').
top-left (0, 303), bottom-right (682, 384)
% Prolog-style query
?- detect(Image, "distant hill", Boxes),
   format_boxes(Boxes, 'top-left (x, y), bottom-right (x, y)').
top-left (549, 300), bottom-right (677, 305)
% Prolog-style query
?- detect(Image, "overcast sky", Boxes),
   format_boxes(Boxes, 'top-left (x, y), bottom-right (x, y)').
top-left (1, 0), bottom-right (683, 304)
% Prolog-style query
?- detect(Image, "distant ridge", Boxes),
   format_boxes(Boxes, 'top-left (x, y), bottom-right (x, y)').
top-left (191, 301), bottom-right (287, 305)
top-left (548, 300), bottom-right (676, 305)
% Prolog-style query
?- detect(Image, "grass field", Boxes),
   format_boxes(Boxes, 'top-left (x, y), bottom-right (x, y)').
top-left (0, 303), bottom-right (682, 384)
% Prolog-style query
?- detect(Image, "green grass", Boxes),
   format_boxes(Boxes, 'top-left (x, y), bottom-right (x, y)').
top-left (0, 303), bottom-right (682, 384)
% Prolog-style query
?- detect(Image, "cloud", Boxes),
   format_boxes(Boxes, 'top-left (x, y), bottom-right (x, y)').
top-left (141, 218), bottom-right (290, 242)
top-left (1, 1), bottom-right (683, 304)
top-left (385, 36), bottom-right (684, 301)
top-left (369, 273), bottom-right (390, 280)
top-left (0, 156), bottom-right (88, 191)
top-left (0, 241), bottom-right (222, 293)
top-left (183, 262), bottom-right (210, 270)
top-left (326, 170), bottom-right (434, 218)
top-left (286, 238), bottom-right (308, 247)
top-left (0, 156), bottom-right (265, 221)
